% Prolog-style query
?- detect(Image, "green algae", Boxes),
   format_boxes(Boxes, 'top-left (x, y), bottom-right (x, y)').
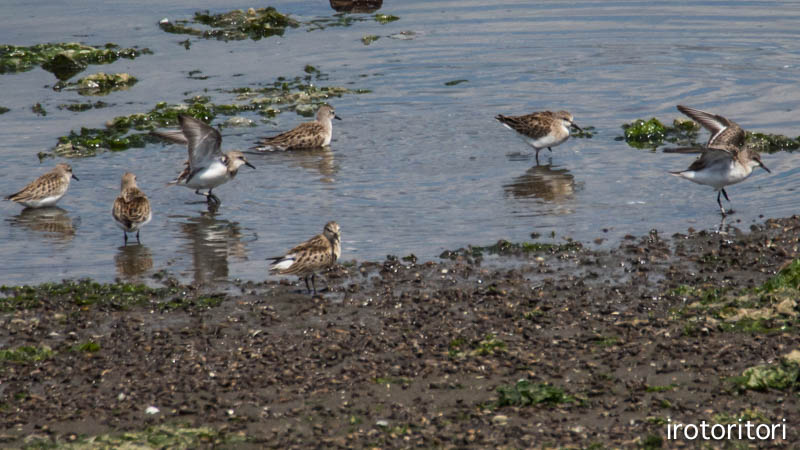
top-left (57, 101), bottom-right (110, 112)
top-left (374, 13), bottom-right (400, 24)
top-left (49, 68), bottom-right (368, 157)
top-left (361, 34), bottom-right (380, 45)
top-left (22, 424), bottom-right (248, 449)
top-left (746, 131), bottom-right (800, 153)
top-left (0, 106), bottom-right (9, 114)
top-left (73, 340), bottom-right (101, 353)
top-left (31, 103), bottom-right (46, 116)
top-left (0, 43), bottom-right (151, 80)
top-left (0, 345), bottom-right (54, 364)
top-left (622, 118), bottom-right (668, 148)
top-left (159, 7), bottom-right (299, 41)
top-left (729, 359), bottom-right (799, 392)
top-left (620, 115), bottom-right (800, 152)
top-left (571, 125), bottom-right (596, 139)
top-left (670, 260), bottom-right (800, 334)
top-left (0, 279), bottom-right (179, 311)
top-left (444, 79), bottom-right (468, 86)
top-left (496, 380), bottom-right (579, 407)
top-left (53, 72), bottom-right (137, 96)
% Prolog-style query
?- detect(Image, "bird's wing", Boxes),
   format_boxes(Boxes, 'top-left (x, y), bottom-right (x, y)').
top-left (677, 105), bottom-right (745, 147)
top-left (496, 112), bottom-right (554, 140)
top-left (685, 147), bottom-right (735, 172)
top-left (255, 122), bottom-right (325, 150)
top-left (6, 171), bottom-right (64, 201)
top-left (178, 115), bottom-right (223, 167)
top-left (150, 129), bottom-right (189, 146)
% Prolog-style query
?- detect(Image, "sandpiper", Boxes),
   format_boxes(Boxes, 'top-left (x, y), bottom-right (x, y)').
top-left (495, 110), bottom-right (581, 161)
top-left (669, 145), bottom-right (770, 215)
top-left (252, 105), bottom-right (341, 151)
top-left (152, 115), bottom-right (255, 205)
top-left (112, 172), bottom-right (152, 245)
top-left (5, 163), bottom-right (78, 208)
top-left (268, 221), bottom-right (341, 294)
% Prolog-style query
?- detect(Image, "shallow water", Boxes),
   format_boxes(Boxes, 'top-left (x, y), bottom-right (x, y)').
top-left (2, 0), bottom-right (800, 285)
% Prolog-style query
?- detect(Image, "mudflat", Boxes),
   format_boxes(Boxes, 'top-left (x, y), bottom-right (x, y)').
top-left (2, 217), bottom-right (799, 448)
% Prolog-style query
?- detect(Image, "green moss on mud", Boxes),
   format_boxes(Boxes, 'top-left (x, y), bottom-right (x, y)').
top-left (496, 379), bottom-right (579, 407)
top-left (0, 43), bottom-right (151, 80)
top-left (22, 423), bottom-right (248, 449)
top-left (0, 280), bottom-right (177, 311)
top-left (0, 345), bottom-right (54, 364)
top-left (670, 260), bottom-right (800, 334)
top-left (729, 359), bottom-right (799, 392)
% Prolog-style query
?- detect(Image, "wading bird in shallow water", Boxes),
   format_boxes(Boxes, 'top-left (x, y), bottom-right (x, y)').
top-left (268, 221), bottom-right (341, 294)
top-left (112, 172), bottom-right (152, 246)
top-left (152, 115), bottom-right (255, 205)
top-left (495, 110), bottom-right (582, 162)
top-left (252, 105), bottom-right (341, 151)
top-left (5, 163), bottom-right (78, 208)
top-left (668, 145), bottom-right (770, 216)
top-left (665, 106), bottom-right (769, 216)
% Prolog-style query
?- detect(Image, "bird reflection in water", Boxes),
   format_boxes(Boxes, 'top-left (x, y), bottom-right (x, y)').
top-left (285, 147), bottom-right (339, 184)
top-left (504, 164), bottom-right (578, 205)
top-left (115, 245), bottom-right (154, 279)
top-left (8, 207), bottom-right (76, 242)
top-left (329, 0), bottom-right (383, 13)
top-left (180, 210), bottom-right (247, 285)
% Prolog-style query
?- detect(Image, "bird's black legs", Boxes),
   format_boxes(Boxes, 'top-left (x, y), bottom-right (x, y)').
top-left (304, 275), bottom-right (312, 294)
top-left (717, 189), bottom-right (733, 216)
top-left (123, 231), bottom-right (128, 246)
top-left (136, 230), bottom-right (141, 244)
top-left (207, 189), bottom-right (221, 205)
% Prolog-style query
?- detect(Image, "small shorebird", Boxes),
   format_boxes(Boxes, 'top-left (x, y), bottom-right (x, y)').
top-left (666, 105), bottom-right (769, 215)
top-left (112, 172), bottom-right (152, 245)
top-left (5, 163), bottom-right (78, 208)
top-left (268, 221), bottom-right (341, 294)
top-left (252, 105), bottom-right (341, 151)
top-left (152, 115), bottom-right (255, 205)
top-left (668, 145), bottom-right (770, 215)
top-left (495, 110), bottom-right (582, 161)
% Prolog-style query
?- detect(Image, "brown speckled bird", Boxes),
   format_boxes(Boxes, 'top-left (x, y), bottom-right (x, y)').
top-left (495, 110), bottom-right (581, 161)
top-left (112, 172), bottom-right (152, 245)
top-left (268, 221), bottom-right (341, 294)
top-left (253, 105), bottom-right (341, 151)
top-left (5, 163), bottom-right (78, 208)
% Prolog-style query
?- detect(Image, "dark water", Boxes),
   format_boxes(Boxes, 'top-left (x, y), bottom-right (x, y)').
top-left (2, 0), bottom-right (800, 285)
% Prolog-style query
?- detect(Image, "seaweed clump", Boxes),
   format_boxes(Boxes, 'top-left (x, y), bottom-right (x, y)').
top-left (0, 43), bottom-right (151, 80)
top-left (53, 72), bottom-right (137, 96)
top-left (159, 7), bottom-right (299, 41)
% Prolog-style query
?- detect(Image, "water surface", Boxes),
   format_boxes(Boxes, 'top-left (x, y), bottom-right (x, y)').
top-left (2, 0), bottom-right (800, 285)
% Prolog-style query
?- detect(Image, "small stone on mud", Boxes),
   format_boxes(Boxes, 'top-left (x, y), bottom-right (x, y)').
top-left (492, 415), bottom-right (508, 425)
top-left (145, 406), bottom-right (160, 415)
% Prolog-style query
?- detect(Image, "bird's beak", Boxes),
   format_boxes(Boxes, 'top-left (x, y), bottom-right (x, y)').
top-left (570, 122), bottom-right (582, 132)
top-left (760, 162), bottom-right (771, 173)
top-left (72, 174), bottom-right (79, 181)
top-left (245, 161), bottom-right (256, 169)
top-left (334, 115), bottom-right (342, 121)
